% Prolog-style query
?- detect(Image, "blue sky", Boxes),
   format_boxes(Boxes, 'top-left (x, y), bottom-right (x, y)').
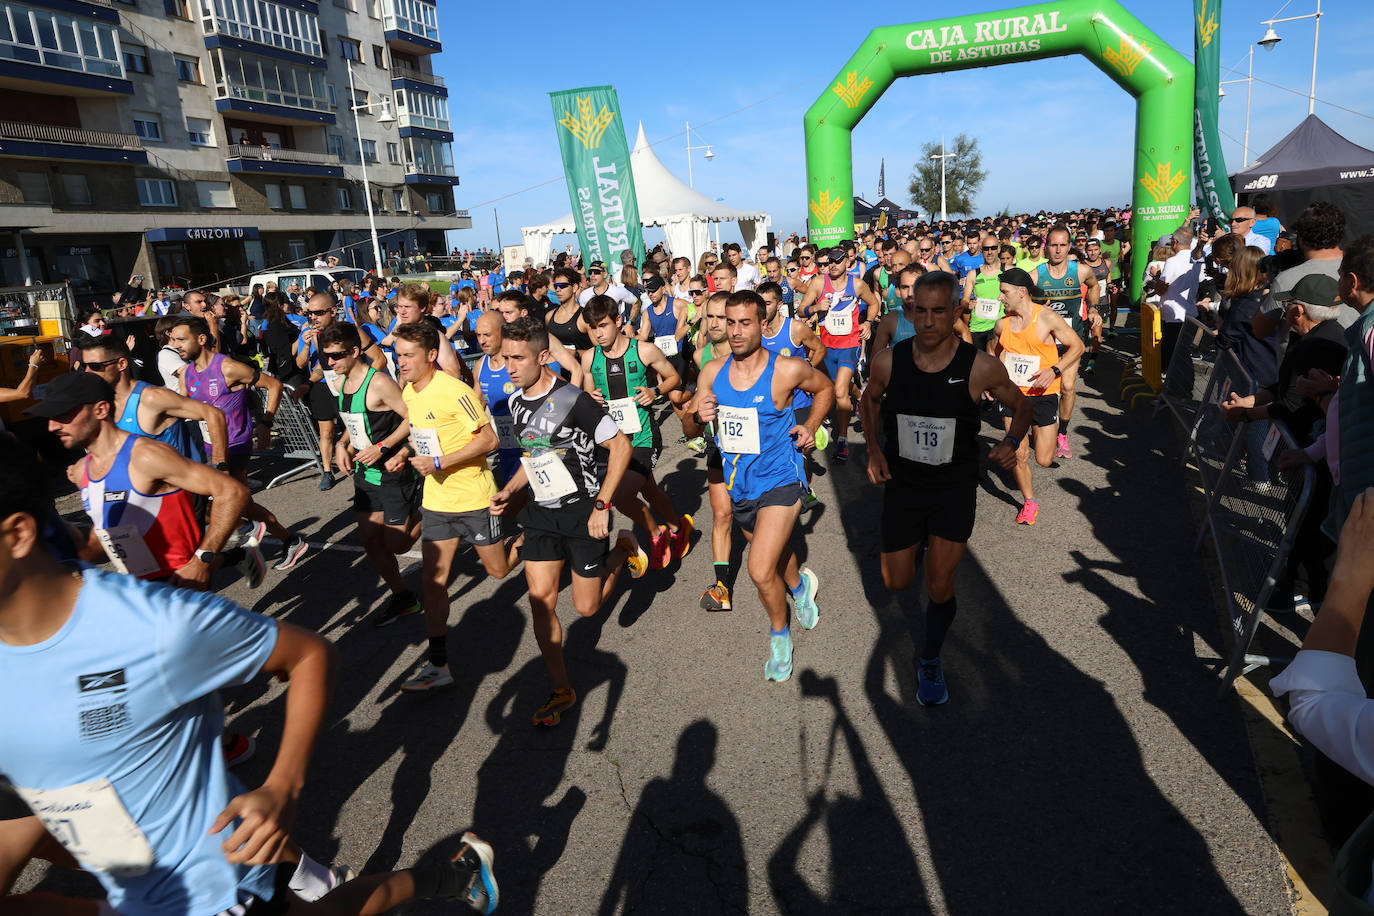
top-left (433, 0), bottom-right (1374, 251)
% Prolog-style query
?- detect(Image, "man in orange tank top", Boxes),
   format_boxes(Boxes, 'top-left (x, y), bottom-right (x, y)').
top-left (990, 268), bottom-right (1085, 525)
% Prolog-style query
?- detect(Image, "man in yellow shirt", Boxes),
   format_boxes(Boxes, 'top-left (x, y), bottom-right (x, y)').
top-left (396, 321), bottom-right (520, 692)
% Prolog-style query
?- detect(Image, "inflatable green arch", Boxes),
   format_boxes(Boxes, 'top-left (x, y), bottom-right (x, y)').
top-left (803, 0), bottom-right (1194, 310)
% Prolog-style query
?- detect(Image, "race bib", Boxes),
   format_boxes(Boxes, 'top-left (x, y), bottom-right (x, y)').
top-left (897, 415), bottom-right (955, 466)
top-left (409, 427), bottom-right (441, 458)
top-left (492, 414), bottom-right (517, 451)
top-left (522, 450), bottom-right (578, 503)
top-left (15, 779), bottom-right (156, 877)
top-left (608, 397), bottom-right (641, 435)
top-left (716, 405), bottom-right (761, 455)
top-left (197, 419), bottom-right (211, 446)
top-left (654, 335), bottom-right (679, 356)
top-left (824, 307), bottom-right (853, 336)
top-left (341, 411), bottom-right (372, 449)
top-left (322, 369), bottom-right (341, 397)
top-left (94, 526), bottom-right (160, 578)
top-left (1004, 353), bottom-right (1041, 388)
top-left (974, 298), bottom-right (1000, 321)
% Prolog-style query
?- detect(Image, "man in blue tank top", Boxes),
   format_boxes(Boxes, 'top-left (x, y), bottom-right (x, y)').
top-left (860, 272), bottom-right (1031, 707)
top-left (695, 290), bottom-right (835, 683)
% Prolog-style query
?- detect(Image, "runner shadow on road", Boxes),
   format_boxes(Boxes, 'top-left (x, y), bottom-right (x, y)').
top-left (600, 719), bottom-right (748, 914)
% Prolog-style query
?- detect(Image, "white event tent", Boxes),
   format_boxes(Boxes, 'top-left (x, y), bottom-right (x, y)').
top-left (520, 124), bottom-right (769, 269)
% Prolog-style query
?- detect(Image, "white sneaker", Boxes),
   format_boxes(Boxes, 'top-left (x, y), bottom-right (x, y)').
top-left (237, 545), bottom-right (265, 589)
top-left (401, 661), bottom-right (454, 693)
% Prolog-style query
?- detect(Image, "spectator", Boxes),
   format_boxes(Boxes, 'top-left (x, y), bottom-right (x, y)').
top-left (1216, 244), bottom-right (1278, 388)
top-left (1229, 205), bottom-right (1273, 255)
top-left (1338, 236), bottom-right (1374, 520)
top-left (1154, 225), bottom-right (1202, 368)
top-left (1252, 194), bottom-right (1283, 250)
top-left (259, 291), bottom-right (307, 387)
top-left (78, 308), bottom-right (107, 337)
top-left (1255, 202), bottom-right (1350, 346)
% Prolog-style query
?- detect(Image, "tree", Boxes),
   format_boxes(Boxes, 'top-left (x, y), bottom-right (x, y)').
top-left (907, 134), bottom-right (987, 219)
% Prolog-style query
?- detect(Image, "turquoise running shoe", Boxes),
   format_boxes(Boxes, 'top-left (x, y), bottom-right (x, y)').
top-left (791, 566), bottom-right (820, 630)
top-left (765, 631), bottom-right (793, 682)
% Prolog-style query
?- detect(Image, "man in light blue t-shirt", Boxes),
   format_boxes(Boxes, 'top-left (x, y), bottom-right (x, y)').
top-left (0, 441), bottom-right (499, 916)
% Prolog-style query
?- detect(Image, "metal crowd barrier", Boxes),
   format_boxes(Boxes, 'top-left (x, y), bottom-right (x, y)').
top-left (1157, 317), bottom-right (1218, 443)
top-left (1119, 301), bottom-right (1163, 408)
top-left (1201, 418), bottom-right (1315, 696)
top-left (254, 383), bottom-right (323, 489)
top-left (1186, 349), bottom-right (1255, 505)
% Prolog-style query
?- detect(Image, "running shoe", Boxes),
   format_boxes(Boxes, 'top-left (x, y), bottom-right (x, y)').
top-left (532, 686), bottom-right (576, 726)
top-left (1055, 433), bottom-right (1072, 459)
top-left (236, 544), bottom-right (266, 589)
top-left (791, 567), bottom-right (820, 630)
top-left (224, 519), bottom-right (266, 551)
top-left (1082, 358), bottom-right (1096, 375)
top-left (318, 471), bottom-right (335, 491)
top-left (401, 661), bottom-right (454, 693)
top-left (685, 436), bottom-right (707, 453)
top-left (373, 590), bottom-right (420, 628)
top-left (669, 514), bottom-right (694, 560)
top-left (617, 531), bottom-right (648, 579)
top-left (765, 631), bottom-right (793, 682)
top-left (700, 582), bottom-right (732, 612)
top-left (916, 657), bottom-right (949, 706)
top-left (648, 526), bottom-right (671, 571)
top-left (451, 832), bottom-right (499, 914)
top-left (801, 489), bottom-right (822, 513)
top-left (272, 534), bottom-right (308, 571)
top-left (223, 731), bottom-right (255, 767)
top-left (834, 438), bottom-right (849, 463)
top-left (1016, 498), bottom-right (1039, 525)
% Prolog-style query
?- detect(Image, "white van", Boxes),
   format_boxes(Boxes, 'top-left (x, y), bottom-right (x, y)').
top-left (248, 267), bottom-right (370, 297)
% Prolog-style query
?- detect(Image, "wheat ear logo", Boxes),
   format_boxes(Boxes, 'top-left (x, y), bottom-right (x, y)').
top-left (558, 95), bottom-right (615, 150)
top-left (1140, 163), bottom-right (1186, 204)
top-left (1102, 34), bottom-right (1151, 78)
top-left (810, 190), bottom-right (844, 225)
top-left (1196, 0), bottom-right (1219, 48)
top-left (831, 71), bottom-right (874, 109)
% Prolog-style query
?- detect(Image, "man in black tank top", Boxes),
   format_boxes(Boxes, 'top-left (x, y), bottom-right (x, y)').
top-left (858, 272), bottom-right (1032, 707)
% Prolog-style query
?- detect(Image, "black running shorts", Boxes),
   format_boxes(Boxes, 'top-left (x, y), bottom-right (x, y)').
top-left (352, 474), bottom-right (422, 526)
top-left (880, 477), bottom-right (977, 551)
top-left (518, 499), bottom-right (610, 575)
top-left (1000, 393), bottom-right (1060, 428)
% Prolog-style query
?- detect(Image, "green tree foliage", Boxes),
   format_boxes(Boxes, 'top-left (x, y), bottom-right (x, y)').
top-left (907, 134), bottom-right (987, 218)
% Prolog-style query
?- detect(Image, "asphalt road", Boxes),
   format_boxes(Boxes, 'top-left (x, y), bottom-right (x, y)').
top-left (21, 345), bottom-right (1294, 914)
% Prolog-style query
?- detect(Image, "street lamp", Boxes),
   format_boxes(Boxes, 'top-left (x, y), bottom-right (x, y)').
top-left (685, 121), bottom-right (714, 189)
top-left (346, 61), bottom-right (394, 276)
top-left (1220, 46), bottom-right (1255, 167)
top-left (929, 135), bottom-right (956, 223)
top-left (1257, 0), bottom-right (1322, 115)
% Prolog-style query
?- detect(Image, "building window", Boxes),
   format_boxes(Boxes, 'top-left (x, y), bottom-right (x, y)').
top-left (136, 178), bottom-right (177, 207)
top-left (336, 187), bottom-right (352, 209)
top-left (331, 0), bottom-right (355, 10)
top-left (201, 0), bottom-right (323, 59)
top-left (288, 184), bottom-right (306, 208)
top-left (164, 0), bottom-right (190, 19)
top-left (186, 117), bottom-right (213, 146)
top-left (364, 0), bottom-right (378, 18)
top-left (337, 37), bottom-right (360, 60)
top-left (2, 5), bottom-right (126, 78)
top-left (386, 142), bottom-right (398, 164)
top-left (405, 136), bottom-right (453, 175)
top-left (265, 183), bottom-right (283, 209)
top-left (351, 89), bottom-right (367, 110)
top-left (382, 0), bottom-right (438, 42)
top-left (214, 50), bottom-right (331, 114)
top-left (133, 115), bottom-right (163, 142)
top-left (397, 89), bottom-right (448, 131)
top-left (391, 190), bottom-right (405, 211)
top-left (123, 45), bottom-right (150, 74)
top-left (326, 133), bottom-right (344, 159)
top-left (196, 180), bottom-right (233, 208)
top-left (288, 239), bottom-right (307, 260)
top-left (18, 172), bottom-right (51, 204)
top-left (372, 44), bottom-right (384, 67)
top-left (174, 54), bottom-right (201, 83)
top-left (359, 139), bottom-right (376, 162)
top-left (426, 191), bottom-right (443, 211)
top-left (326, 84), bottom-right (337, 107)
top-left (60, 174), bottom-right (92, 205)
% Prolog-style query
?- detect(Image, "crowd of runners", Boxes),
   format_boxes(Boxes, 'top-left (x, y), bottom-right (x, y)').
top-left (1, 205), bottom-right (1161, 913)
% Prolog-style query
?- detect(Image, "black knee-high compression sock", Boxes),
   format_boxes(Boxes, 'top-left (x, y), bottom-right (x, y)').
top-left (428, 635), bottom-right (448, 669)
top-left (922, 596), bottom-right (958, 659)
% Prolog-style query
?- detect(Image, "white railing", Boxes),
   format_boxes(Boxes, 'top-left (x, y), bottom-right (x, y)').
top-left (227, 145), bottom-right (341, 166)
top-left (0, 120), bottom-right (141, 149)
top-left (397, 110), bottom-right (449, 132)
top-left (403, 160), bottom-right (454, 175)
top-left (391, 64), bottom-right (443, 86)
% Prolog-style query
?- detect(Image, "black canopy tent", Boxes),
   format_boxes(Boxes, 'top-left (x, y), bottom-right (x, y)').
top-left (875, 197), bottom-right (921, 222)
top-left (1231, 114), bottom-right (1374, 240)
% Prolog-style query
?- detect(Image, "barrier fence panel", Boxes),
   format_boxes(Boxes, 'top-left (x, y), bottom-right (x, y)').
top-left (1187, 349), bottom-right (1255, 508)
top-left (1204, 418), bottom-right (1315, 696)
top-left (254, 385), bottom-right (322, 489)
top-left (1158, 318), bottom-right (1218, 449)
top-left (1139, 299), bottom-right (1163, 392)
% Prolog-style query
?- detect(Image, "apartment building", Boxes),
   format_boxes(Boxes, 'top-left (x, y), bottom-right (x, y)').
top-left (0, 0), bottom-right (470, 299)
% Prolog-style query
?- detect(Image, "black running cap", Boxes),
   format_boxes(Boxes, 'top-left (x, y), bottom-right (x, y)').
top-left (998, 267), bottom-right (1045, 299)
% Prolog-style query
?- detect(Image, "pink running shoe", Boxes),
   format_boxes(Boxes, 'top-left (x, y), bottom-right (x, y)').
top-left (1016, 499), bottom-right (1039, 526)
top-left (1055, 433), bottom-right (1072, 459)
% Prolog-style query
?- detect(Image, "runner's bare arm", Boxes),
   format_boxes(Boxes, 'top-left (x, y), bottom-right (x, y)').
top-left (856, 279), bottom-right (881, 325)
top-left (675, 301), bottom-right (689, 342)
top-left (212, 621), bottom-right (336, 866)
top-left (223, 358), bottom-right (283, 418)
top-left (637, 340), bottom-right (680, 401)
top-left (860, 348), bottom-right (894, 485)
top-left (578, 348), bottom-right (602, 403)
top-left (549, 338), bottom-right (584, 387)
top-left (798, 277), bottom-right (822, 317)
top-left (691, 358), bottom-right (725, 421)
top-left (434, 340), bottom-right (474, 386)
top-left (961, 271), bottom-right (976, 306)
top-left (872, 313), bottom-right (896, 353)
top-left (1079, 263), bottom-right (1100, 310)
top-left (988, 318), bottom-right (1006, 356)
top-left (134, 440), bottom-right (248, 588)
top-left (410, 423), bottom-right (497, 477)
top-left (797, 320), bottom-right (827, 365)
top-left (973, 351), bottom-right (1031, 469)
top-left (781, 357), bottom-right (835, 446)
top-left (355, 372), bottom-right (411, 468)
top-left (1042, 308), bottom-right (1086, 370)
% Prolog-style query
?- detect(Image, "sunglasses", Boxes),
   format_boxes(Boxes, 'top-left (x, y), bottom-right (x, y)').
top-left (82, 358), bottom-right (121, 371)
top-left (552, 282), bottom-right (571, 289)
top-left (918, 247), bottom-right (933, 253)
top-left (786, 267), bottom-right (798, 273)
top-left (306, 309), bottom-right (332, 316)
top-left (689, 289), bottom-right (706, 295)
top-left (321, 350), bottom-right (351, 362)
top-left (589, 268), bottom-right (604, 274)
top-left (1230, 216), bottom-right (1251, 223)
top-left (981, 246), bottom-right (999, 251)
top-left (799, 256), bottom-right (812, 262)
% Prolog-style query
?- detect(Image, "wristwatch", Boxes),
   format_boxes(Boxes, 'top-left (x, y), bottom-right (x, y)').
top-left (594, 499), bottom-right (608, 511)
top-left (1051, 365), bottom-right (1063, 378)
top-left (194, 548), bottom-right (216, 564)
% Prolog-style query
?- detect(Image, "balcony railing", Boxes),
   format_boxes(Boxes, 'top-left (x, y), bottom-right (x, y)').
top-left (227, 145), bottom-right (341, 165)
top-left (75, 0), bottom-right (116, 8)
top-left (397, 111), bottom-right (449, 132)
top-left (404, 160), bottom-right (454, 175)
top-left (0, 120), bottom-right (141, 149)
top-left (391, 64), bottom-right (443, 87)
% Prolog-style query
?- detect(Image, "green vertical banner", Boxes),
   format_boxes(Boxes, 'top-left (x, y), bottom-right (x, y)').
top-left (549, 86), bottom-right (646, 269)
top-left (1192, 0), bottom-right (1234, 219)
